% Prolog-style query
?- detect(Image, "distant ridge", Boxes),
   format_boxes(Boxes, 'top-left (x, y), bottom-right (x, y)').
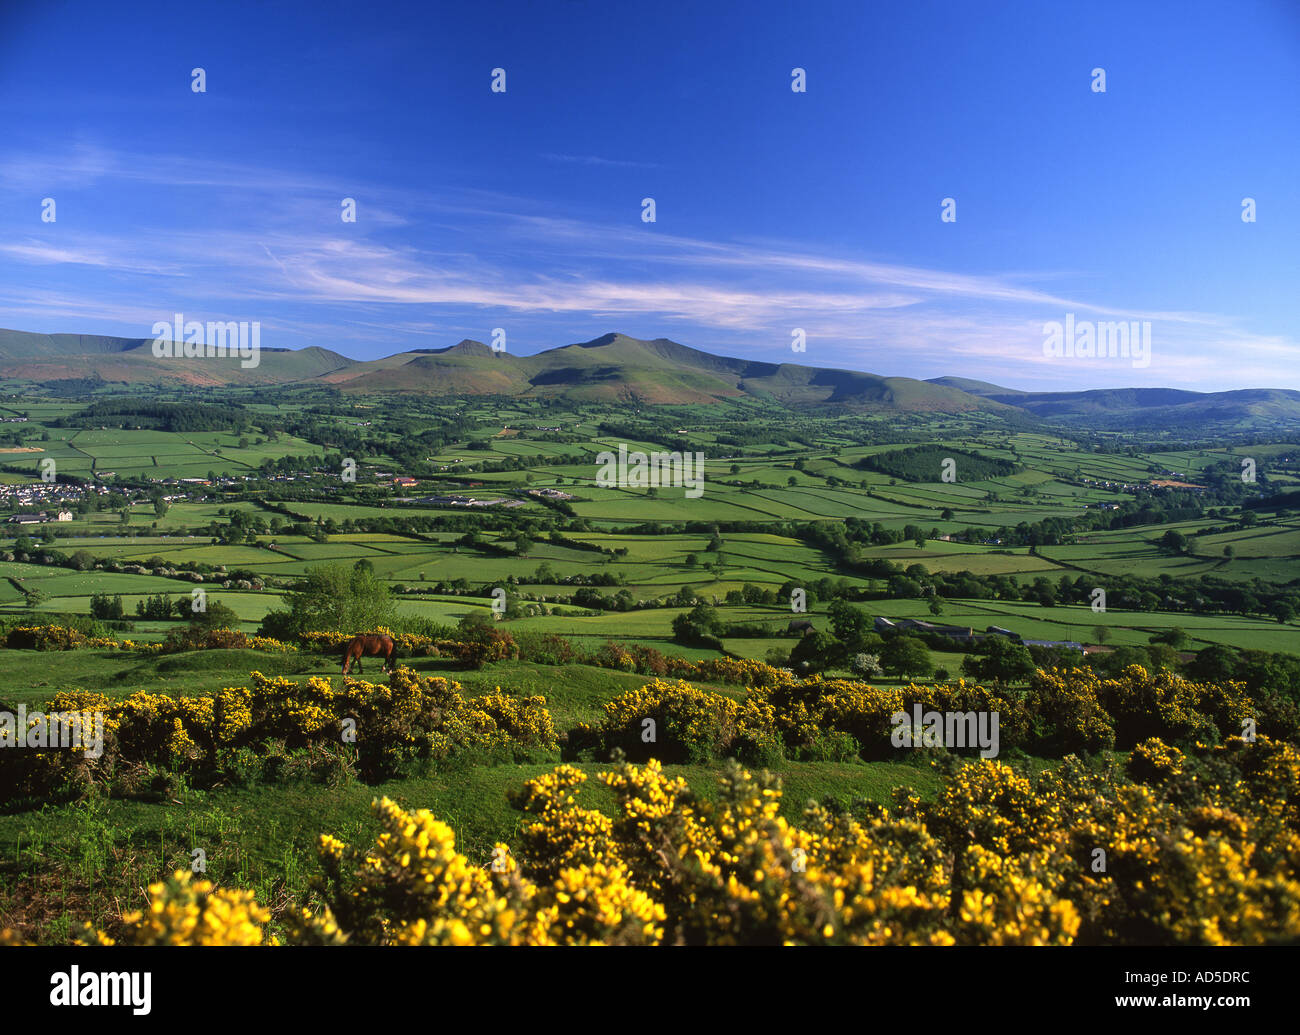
top-left (0, 326), bottom-right (1297, 428)
top-left (925, 375), bottom-right (1300, 429)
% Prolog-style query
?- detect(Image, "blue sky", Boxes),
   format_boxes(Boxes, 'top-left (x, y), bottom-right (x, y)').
top-left (1, 0), bottom-right (1297, 390)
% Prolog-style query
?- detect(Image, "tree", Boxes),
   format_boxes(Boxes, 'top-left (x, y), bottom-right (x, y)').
top-left (1189, 644), bottom-right (1239, 682)
top-left (1159, 530), bottom-right (1187, 555)
top-left (671, 603), bottom-right (723, 646)
top-left (764, 646), bottom-right (791, 668)
top-left (1145, 643), bottom-right (1180, 671)
top-left (1093, 645), bottom-right (1152, 677)
top-left (514, 535), bottom-right (534, 558)
top-left (69, 549), bottom-right (95, 572)
top-left (90, 592), bottom-right (125, 620)
top-left (284, 562), bottom-right (395, 634)
top-left (827, 599), bottom-right (871, 645)
top-left (789, 630), bottom-right (843, 675)
top-left (928, 597), bottom-right (944, 616)
top-left (1093, 625), bottom-right (1111, 645)
top-left (1150, 626), bottom-right (1189, 649)
top-left (184, 599), bottom-right (240, 630)
top-left (961, 637), bottom-right (1035, 684)
top-left (880, 635), bottom-right (932, 679)
top-left (154, 498), bottom-right (170, 519)
top-left (851, 652), bottom-right (883, 678)
top-left (136, 593), bottom-right (176, 620)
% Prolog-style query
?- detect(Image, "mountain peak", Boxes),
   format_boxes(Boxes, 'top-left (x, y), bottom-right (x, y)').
top-left (568, 332), bottom-right (651, 350)
top-left (408, 339), bottom-right (493, 357)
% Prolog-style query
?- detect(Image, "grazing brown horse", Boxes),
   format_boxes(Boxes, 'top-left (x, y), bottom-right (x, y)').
top-left (342, 633), bottom-right (396, 675)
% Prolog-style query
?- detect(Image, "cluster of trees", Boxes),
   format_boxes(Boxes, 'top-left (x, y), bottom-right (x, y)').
top-left (55, 400), bottom-right (252, 433)
top-left (780, 628), bottom-right (936, 680)
top-left (89, 592), bottom-right (126, 620)
top-left (129, 592), bottom-right (240, 627)
top-left (671, 603), bottom-right (727, 651)
top-left (770, 600), bottom-right (938, 678)
top-left (855, 445), bottom-right (1016, 482)
top-left (255, 452), bottom-right (327, 478)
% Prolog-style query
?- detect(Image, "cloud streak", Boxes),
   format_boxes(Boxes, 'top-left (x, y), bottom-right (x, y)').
top-left (0, 144), bottom-right (1294, 390)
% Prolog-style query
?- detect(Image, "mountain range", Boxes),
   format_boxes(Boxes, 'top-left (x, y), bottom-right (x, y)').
top-left (1, 327), bottom-right (1297, 430)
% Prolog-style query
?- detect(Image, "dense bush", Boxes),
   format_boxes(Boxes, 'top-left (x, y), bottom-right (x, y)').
top-left (0, 667), bottom-right (557, 798)
top-left (566, 664), bottom-right (1278, 767)
top-left (45, 736), bottom-right (1300, 945)
top-left (0, 623), bottom-right (295, 656)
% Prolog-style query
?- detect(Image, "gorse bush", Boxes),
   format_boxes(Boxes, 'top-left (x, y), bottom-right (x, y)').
top-left (1, 625), bottom-right (108, 651)
top-left (1, 623), bottom-right (296, 655)
top-left (0, 667), bottom-right (557, 799)
top-left (41, 736), bottom-right (1300, 946)
top-left (566, 664), bottom-right (1286, 766)
top-left (568, 679), bottom-right (780, 765)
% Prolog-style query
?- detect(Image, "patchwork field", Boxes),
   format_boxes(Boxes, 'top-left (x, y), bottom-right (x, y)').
top-left (2, 387), bottom-right (1298, 954)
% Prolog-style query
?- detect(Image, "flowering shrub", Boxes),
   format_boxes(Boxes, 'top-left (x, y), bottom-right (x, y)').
top-left (298, 630), bottom-right (354, 652)
top-left (435, 634), bottom-right (518, 668)
top-left (570, 674), bottom-right (1025, 764)
top-left (0, 668), bottom-right (558, 798)
top-left (511, 632), bottom-right (581, 666)
top-left (692, 656), bottom-right (787, 688)
top-left (162, 627), bottom-right (298, 653)
top-left (98, 871), bottom-right (275, 946)
top-left (2, 625), bottom-right (89, 650)
top-left (1027, 665), bottom-right (1256, 750)
top-left (1, 623), bottom-right (296, 655)
top-left (119, 639), bottom-right (166, 654)
top-left (570, 666), bottom-right (1277, 766)
top-left (17, 733), bottom-right (1300, 946)
top-left (569, 679), bottom-right (779, 765)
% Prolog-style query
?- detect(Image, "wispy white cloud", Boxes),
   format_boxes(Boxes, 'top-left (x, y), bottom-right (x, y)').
top-left (0, 143), bottom-right (1294, 390)
top-left (541, 152), bottom-right (661, 169)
